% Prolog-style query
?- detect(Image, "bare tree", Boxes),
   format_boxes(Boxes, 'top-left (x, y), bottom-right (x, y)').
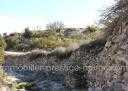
top-left (46, 21), bottom-right (64, 33)
top-left (101, 0), bottom-right (128, 32)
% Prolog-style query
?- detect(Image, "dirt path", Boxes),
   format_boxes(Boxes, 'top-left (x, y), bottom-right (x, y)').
top-left (5, 51), bottom-right (30, 56)
top-left (0, 85), bottom-right (10, 91)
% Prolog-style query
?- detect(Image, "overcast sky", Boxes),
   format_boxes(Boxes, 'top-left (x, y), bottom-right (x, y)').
top-left (0, 0), bottom-right (114, 33)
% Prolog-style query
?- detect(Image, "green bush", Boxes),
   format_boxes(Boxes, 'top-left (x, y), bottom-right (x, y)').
top-left (86, 25), bottom-right (102, 32)
top-left (5, 33), bottom-right (21, 51)
top-left (0, 35), bottom-right (6, 48)
top-left (16, 82), bottom-right (34, 90)
top-left (0, 35), bottom-right (6, 64)
top-left (23, 28), bottom-right (32, 38)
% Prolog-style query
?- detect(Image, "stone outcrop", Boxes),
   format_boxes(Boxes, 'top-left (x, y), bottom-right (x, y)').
top-left (82, 23), bottom-right (128, 91)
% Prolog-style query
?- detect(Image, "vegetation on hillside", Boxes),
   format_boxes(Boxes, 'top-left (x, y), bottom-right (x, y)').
top-left (0, 35), bottom-right (6, 63)
top-left (3, 24), bottom-right (102, 52)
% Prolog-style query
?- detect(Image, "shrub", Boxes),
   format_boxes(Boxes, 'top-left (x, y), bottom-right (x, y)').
top-left (0, 35), bottom-right (6, 48)
top-left (23, 27), bottom-right (32, 38)
top-left (5, 33), bottom-right (21, 51)
top-left (86, 25), bottom-right (101, 32)
top-left (16, 82), bottom-right (34, 90)
top-left (0, 35), bottom-right (6, 64)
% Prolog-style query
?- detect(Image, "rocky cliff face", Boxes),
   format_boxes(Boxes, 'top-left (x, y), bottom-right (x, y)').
top-left (4, 24), bottom-right (128, 91)
top-left (84, 23), bottom-right (128, 91)
top-left (94, 23), bottom-right (128, 90)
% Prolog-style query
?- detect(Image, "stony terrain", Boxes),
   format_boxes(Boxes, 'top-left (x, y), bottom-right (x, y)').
top-left (4, 38), bottom-right (105, 91)
top-left (3, 23), bottom-right (128, 91)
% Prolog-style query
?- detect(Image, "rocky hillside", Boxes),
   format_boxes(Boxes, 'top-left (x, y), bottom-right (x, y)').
top-left (3, 22), bottom-right (128, 91)
top-left (95, 22), bottom-right (128, 90)
top-left (4, 37), bottom-right (105, 91)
